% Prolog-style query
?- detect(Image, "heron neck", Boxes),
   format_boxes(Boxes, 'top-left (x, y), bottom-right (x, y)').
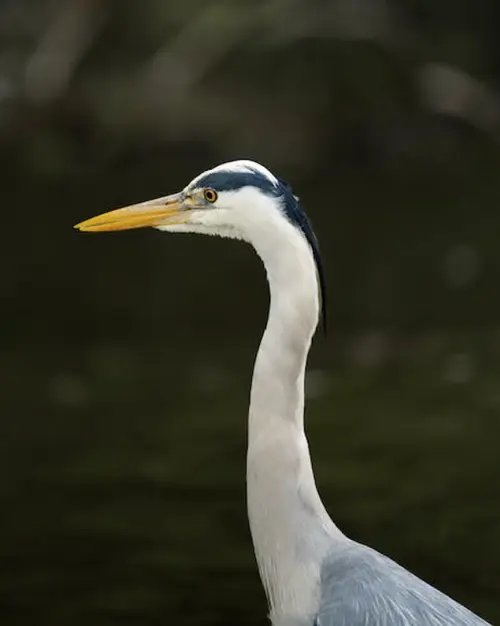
top-left (247, 225), bottom-right (344, 624)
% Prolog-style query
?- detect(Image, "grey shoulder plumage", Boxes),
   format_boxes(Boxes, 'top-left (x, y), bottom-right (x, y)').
top-left (315, 542), bottom-right (491, 626)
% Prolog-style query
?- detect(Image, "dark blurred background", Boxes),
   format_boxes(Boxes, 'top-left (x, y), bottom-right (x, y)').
top-left (1, 0), bottom-right (500, 624)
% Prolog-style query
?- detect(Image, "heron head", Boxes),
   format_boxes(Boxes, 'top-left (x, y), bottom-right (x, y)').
top-left (77, 161), bottom-right (300, 236)
top-left (75, 159), bottom-right (326, 327)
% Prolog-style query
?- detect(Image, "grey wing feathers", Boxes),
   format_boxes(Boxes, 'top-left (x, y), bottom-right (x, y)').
top-left (316, 542), bottom-right (491, 626)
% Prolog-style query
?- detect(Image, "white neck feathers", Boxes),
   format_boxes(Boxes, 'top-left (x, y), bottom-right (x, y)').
top-left (246, 211), bottom-right (344, 625)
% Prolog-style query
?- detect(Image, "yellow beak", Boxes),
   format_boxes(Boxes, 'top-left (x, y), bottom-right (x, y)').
top-left (74, 192), bottom-right (189, 232)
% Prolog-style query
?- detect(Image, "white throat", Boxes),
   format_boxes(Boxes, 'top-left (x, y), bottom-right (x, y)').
top-left (246, 211), bottom-right (345, 625)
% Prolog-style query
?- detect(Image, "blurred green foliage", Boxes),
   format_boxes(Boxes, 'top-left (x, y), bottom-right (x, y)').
top-left (1, 0), bottom-right (500, 624)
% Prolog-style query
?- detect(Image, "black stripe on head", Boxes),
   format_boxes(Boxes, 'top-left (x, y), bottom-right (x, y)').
top-left (192, 165), bottom-right (327, 333)
top-left (190, 168), bottom-right (279, 195)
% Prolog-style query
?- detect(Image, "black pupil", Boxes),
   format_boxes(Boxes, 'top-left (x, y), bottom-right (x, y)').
top-left (206, 189), bottom-right (215, 201)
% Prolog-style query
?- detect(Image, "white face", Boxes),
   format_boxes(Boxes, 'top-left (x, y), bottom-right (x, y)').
top-left (156, 160), bottom-right (288, 243)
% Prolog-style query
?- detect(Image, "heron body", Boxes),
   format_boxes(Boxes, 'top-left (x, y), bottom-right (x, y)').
top-left (76, 160), bottom-right (491, 626)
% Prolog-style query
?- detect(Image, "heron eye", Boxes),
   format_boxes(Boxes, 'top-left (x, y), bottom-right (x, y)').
top-left (203, 188), bottom-right (218, 203)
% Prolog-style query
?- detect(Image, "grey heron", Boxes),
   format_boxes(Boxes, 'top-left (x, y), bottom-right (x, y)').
top-left (75, 160), bottom-right (491, 626)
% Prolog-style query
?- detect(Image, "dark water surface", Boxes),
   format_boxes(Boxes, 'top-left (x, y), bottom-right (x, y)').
top-left (1, 330), bottom-right (499, 625)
